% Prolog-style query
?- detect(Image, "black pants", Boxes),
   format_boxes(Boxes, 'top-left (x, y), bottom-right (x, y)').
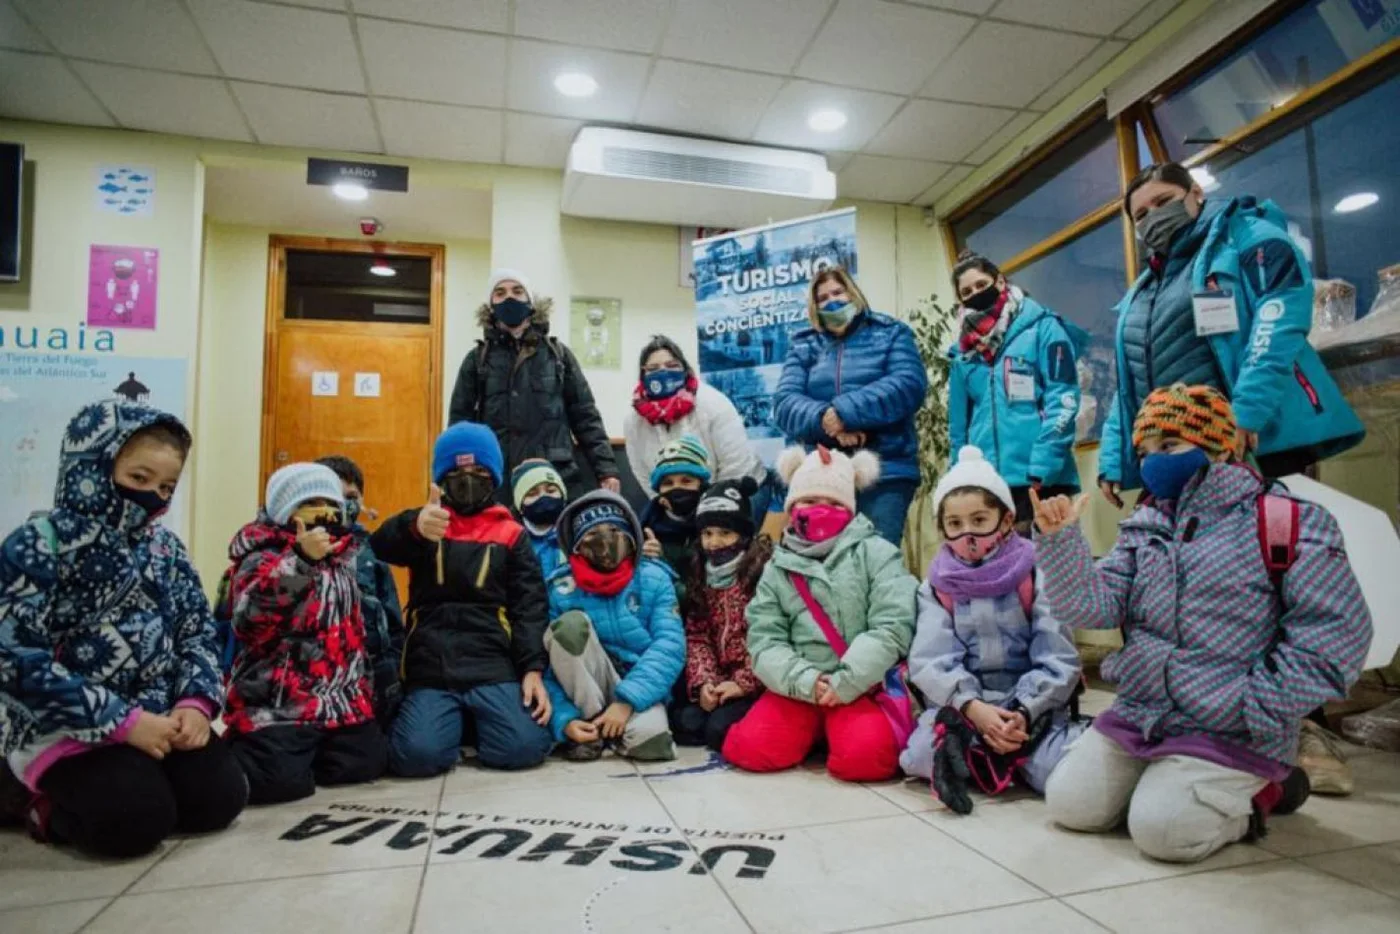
top-left (37, 738), bottom-right (247, 860)
top-left (230, 721), bottom-right (388, 806)
top-left (672, 695), bottom-right (758, 751)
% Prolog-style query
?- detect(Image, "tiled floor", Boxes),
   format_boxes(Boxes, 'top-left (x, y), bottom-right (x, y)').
top-left (4, 704), bottom-right (1400, 933)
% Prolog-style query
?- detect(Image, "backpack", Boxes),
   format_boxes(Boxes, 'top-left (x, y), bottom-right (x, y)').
top-left (1257, 491), bottom-right (1300, 590)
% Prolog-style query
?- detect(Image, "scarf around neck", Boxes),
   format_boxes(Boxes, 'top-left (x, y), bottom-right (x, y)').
top-left (632, 374), bottom-right (699, 426)
top-left (569, 555), bottom-right (635, 596)
top-left (781, 528), bottom-right (840, 560)
top-left (958, 285), bottom-right (1022, 363)
top-left (927, 531), bottom-right (1035, 603)
top-left (705, 551), bottom-right (744, 588)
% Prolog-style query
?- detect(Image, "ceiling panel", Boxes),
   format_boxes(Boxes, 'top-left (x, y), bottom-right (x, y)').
top-left (1116, 0), bottom-right (1182, 38)
top-left (276, 0), bottom-right (346, 8)
top-left (905, 0), bottom-right (996, 11)
top-left (377, 98), bottom-right (503, 163)
top-left (661, 0), bottom-right (832, 75)
top-left (187, 0), bottom-right (364, 93)
top-left (74, 62), bottom-right (252, 141)
top-left (506, 39), bottom-right (650, 121)
top-left (796, 0), bottom-right (976, 95)
top-left (962, 109), bottom-right (1038, 165)
top-left (359, 19), bottom-right (506, 107)
top-left (839, 154), bottom-right (952, 203)
top-left (916, 163), bottom-right (973, 206)
top-left (0, 1), bottom-right (46, 51)
top-left (919, 22), bottom-right (1099, 108)
top-left (0, 49), bottom-right (112, 125)
top-left (350, 0), bottom-right (509, 32)
top-left (1027, 39), bottom-right (1127, 111)
top-left (503, 112), bottom-right (582, 168)
top-left (231, 83), bottom-right (381, 152)
top-left (514, 0), bottom-right (670, 54)
top-left (636, 61), bottom-right (783, 140)
top-left (13, 0), bottom-right (218, 73)
top-left (867, 98), bottom-right (1017, 161)
top-left (990, 0), bottom-right (1155, 36)
top-left (751, 80), bottom-right (905, 152)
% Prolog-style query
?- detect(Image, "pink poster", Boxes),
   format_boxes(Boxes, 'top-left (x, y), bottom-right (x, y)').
top-left (87, 245), bottom-right (158, 330)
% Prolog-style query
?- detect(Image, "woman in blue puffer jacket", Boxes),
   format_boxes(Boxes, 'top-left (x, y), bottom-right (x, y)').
top-left (772, 266), bottom-right (928, 545)
top-left (947, 249), bottom-right (1086, 530)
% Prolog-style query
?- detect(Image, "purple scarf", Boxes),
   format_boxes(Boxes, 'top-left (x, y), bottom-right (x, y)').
top-left (927, 533), bottom-right (1035, 602)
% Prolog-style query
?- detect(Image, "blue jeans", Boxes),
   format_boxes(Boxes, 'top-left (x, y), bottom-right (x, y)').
top-left (388, 682), bottom-right (553, 777)
top-left (857, 478), bottom-right (918, 546)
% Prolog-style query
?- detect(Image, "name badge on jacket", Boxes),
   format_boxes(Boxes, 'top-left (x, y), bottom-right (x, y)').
top-left (1192, 289), bottom-right (1240, 337)
top-left (1004, 358), bottom-right (1035, 403)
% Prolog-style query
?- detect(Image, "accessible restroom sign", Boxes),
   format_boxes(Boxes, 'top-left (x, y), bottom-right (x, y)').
top-left (306, 158), bottom-right (409, 193)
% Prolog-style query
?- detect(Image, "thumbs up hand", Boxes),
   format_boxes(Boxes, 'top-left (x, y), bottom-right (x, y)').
top-left (294, 517), bottom-right (333, 561)
top-left (1029, 488), bottom-right (1090, 537)
top-left (642, 527), bottom-right (663, 559)
top-left (417, 484), bottom-right (451, 542)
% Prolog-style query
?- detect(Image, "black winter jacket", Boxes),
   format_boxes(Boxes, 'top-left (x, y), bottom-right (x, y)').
top-left (370, 504), bottom-right (547, 692)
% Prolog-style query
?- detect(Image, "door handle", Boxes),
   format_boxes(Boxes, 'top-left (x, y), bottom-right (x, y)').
top-left (275, 450), bottom-right (290, 464)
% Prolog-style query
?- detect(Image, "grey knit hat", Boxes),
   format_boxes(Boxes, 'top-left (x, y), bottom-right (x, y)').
top-left (265, 462), bottom-right (345, 525)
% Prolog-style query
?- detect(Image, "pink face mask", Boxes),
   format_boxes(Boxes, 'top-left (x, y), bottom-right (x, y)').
top-left (946, 529), bottom-right (1006, 565)
top-left (790, 504), bottom-right (853, 542)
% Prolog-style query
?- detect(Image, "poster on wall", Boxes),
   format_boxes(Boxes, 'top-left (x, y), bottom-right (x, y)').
top-left (693, 208), bottom-right (858, 466)
top-left (94, 165), bottom-right (155, 216)
top-left (87, 244), bottom-right (158, 330)
top-left (679, 226), bottom-right (734, 288)
top-left (570, 296), bottom-right (622, 370)
top-left (0, 351), bottom-right (188, 538)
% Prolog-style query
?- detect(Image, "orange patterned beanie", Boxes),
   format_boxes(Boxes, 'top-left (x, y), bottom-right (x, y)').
top-left (1132, 383), bottom-right (1237, 457)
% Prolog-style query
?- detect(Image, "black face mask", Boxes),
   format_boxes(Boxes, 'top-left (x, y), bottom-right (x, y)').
top-left (522, 494), bottom-right (565, 526)
top-left (493, 297), bottom-right (534, 329)
top-left (662, 488), bottom-right (702, 519)
top-left (704, 541), bottom-right (746, 567)
top-left (442, 472), bottom-right (496, 515)
top-left (963, 285), bottom-right (1000, 313)
top-left (115, 483), bottom-right (170, 521)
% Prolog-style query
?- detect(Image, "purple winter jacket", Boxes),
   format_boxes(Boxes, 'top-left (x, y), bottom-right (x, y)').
top-left (1036, 462), bottom-right (1370, 766)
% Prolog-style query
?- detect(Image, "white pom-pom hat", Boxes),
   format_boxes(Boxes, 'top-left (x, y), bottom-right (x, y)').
top-left (777, 445), bottom-right (880, 512)
top-left (932, 445), bottom-right (1015, 517)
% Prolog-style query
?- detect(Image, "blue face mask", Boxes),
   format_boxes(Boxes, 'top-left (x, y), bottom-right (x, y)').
top-left (492, 297), bottom-right (534, 328)
top-left (644, 369), bottom-right (688, 400)
top-left (817, 300), bottom-right (855, 330)
top-left (1140, 448), bottom-right (1211, 501)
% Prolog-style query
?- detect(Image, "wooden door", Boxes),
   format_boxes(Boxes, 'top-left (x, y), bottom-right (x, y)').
top-left (261, 237), bottom-right (443, 600)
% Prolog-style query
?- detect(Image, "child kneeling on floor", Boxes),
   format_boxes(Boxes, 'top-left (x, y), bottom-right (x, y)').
top-left (225, 463), bottom-right (387, 803)
top-left (374, 423), bottom-right (554, 776)
top-left (1036, 385), bottom-right (1371, 863)
top-left (545, 491), bottom-right (684, 761)
top-left (0, 400), bottom-right (246, 858)
top-left (673, 477), bottom-right (770, 751)
top-left (901, 446), bottom-right (1084, 813)
top-left (723, 447), bottom-right (916, 783)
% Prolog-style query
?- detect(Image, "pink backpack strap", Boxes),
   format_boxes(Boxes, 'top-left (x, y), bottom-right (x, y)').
top-left (1257, 493), bottom-right (1300, 585)
top-left (934, 588), bottom-right (954, 616)
top-left (1017, 572), bottom-right (1035, 618)
top-left (789, 572), bottom-right (850, 656)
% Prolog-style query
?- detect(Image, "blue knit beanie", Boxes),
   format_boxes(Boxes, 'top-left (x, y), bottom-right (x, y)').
top-left (568, 500), bottom-right (635, 552)
top-left (433, 422), bottom-right (504, 485)
top-left (266, 462), bottom-right (345, 526)
top-left (649, 433), bottom-right (712, 490)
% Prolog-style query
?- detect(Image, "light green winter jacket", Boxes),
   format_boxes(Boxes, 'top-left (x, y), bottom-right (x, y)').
top-left (745, 514), bottom-right (918, 704)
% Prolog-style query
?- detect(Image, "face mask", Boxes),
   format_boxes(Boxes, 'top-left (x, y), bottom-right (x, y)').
top-left (661, 488), bottom-right (702, 519)
top-left (643, 369), bottom-right (688, 400)
top-left (343, 497), bottom-right (362, 527)
top-left (441, 472), bottom-right (495, 514)
top-left (1136, 198), bottom-right (1194, 256)
top-left (946, 528), bottom-right (1006, 565)
top-left (291, 502), bottom-right (345, 536)
top-left (522, 494), bottom-right (565, 527)
top-left (790, 504), bottom-right (853, 543)
top-left (115, 483), bottom-right (170, 522)
top-left (962, 285), bottom-right (1000, 313)
top-left (817, 300), bottom-right (854, 330)
top-left (704, 541), bottom-right (746, 568)
top-left (492, 297), bottom-right (534, 329)
top-left (1140, 448), bottom-right (1211, 501)
top-left (576, 528), bottom-right (633, 571)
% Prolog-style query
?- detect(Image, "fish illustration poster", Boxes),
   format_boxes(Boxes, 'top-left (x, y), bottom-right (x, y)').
top-left (87, 245), bottom-right (158, 330)
top-left (95, 165), bottom-right (155, 216)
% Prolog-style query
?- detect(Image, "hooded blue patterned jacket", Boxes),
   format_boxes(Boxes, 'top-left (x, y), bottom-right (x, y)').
top-left (0, 400), bottom-right (222, 786)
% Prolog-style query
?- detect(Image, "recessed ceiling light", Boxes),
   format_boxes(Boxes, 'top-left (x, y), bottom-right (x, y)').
top-left (332, 182), bottom-right (368, 201)
top-left (369, 261), bottom-right (396, 277)
top-left (1334, 191), bottom-right (1379, 214)
top-left (554, 72), bottom-right (598, 98)
top-left (807, 109), bottom-right (847, 132)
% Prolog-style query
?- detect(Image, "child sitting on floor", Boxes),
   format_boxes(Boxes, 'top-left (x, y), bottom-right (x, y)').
top-left (373, 423), bottom-right (554, 776)
top-left (0, 400), bottom-right (246, 858)
top-left (545, 490), bottom-right (684, 762)
top-left (723, 446), bottom-right (916, 783)
top-left (1036, 385), bottom-right (1371, 863)
top-left (673, 477), bottom-right (770, 751)
top-left (511, 458), bottom-right (568, 579)
top-left (900, 446), bottom-right (1084, 813)
top-left (225, 463), bottom-right (386, 803)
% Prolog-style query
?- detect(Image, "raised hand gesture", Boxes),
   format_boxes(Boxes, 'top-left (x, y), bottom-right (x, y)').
top-left (1030, 488), bottom-right (1090, 537)
top-left (416, 484), bottom-right (450, 542)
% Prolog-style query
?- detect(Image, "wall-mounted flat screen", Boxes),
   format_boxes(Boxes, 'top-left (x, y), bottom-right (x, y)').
top-left (0, 143), bottom-right (22, 282)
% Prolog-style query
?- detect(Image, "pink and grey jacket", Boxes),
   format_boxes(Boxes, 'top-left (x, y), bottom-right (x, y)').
top-left (1036, 462), bottom-right (1370, 767)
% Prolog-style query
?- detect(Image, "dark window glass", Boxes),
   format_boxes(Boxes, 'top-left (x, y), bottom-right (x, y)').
top-left (284, 250), bottom-right (431, 323)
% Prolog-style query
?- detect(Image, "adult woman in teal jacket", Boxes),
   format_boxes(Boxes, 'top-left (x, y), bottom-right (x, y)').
top-left (1098, 162), bottom-right (1364, 505)
top-left (947, 250), bottom-right (1085, 528)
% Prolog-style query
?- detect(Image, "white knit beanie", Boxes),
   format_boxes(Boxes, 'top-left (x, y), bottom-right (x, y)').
top-left (487, 268), bottom-right (532, 305)
top-left (777, 445), bottom-right (880, 512)
top-left (265, 462), bottom-right (345, 526)
top-left (932, 446), bottom-right (1015, 517)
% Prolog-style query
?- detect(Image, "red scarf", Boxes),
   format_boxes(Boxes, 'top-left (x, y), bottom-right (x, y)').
top-left (632, 374), bottom-right (698, 426)
top-left (958, 288), bottom-right (1013, 363)
top-left (569, 555), bottom-right (635, 596)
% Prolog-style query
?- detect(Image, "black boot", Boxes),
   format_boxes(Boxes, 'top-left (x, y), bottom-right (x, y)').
top-left (0, 760), bottom-right (30, 827)
top-left (931, 708), bottom-right (975, 815)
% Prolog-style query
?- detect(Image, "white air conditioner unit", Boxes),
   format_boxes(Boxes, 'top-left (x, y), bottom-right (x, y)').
top-left (562, 127), bottom-right (836, 228)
